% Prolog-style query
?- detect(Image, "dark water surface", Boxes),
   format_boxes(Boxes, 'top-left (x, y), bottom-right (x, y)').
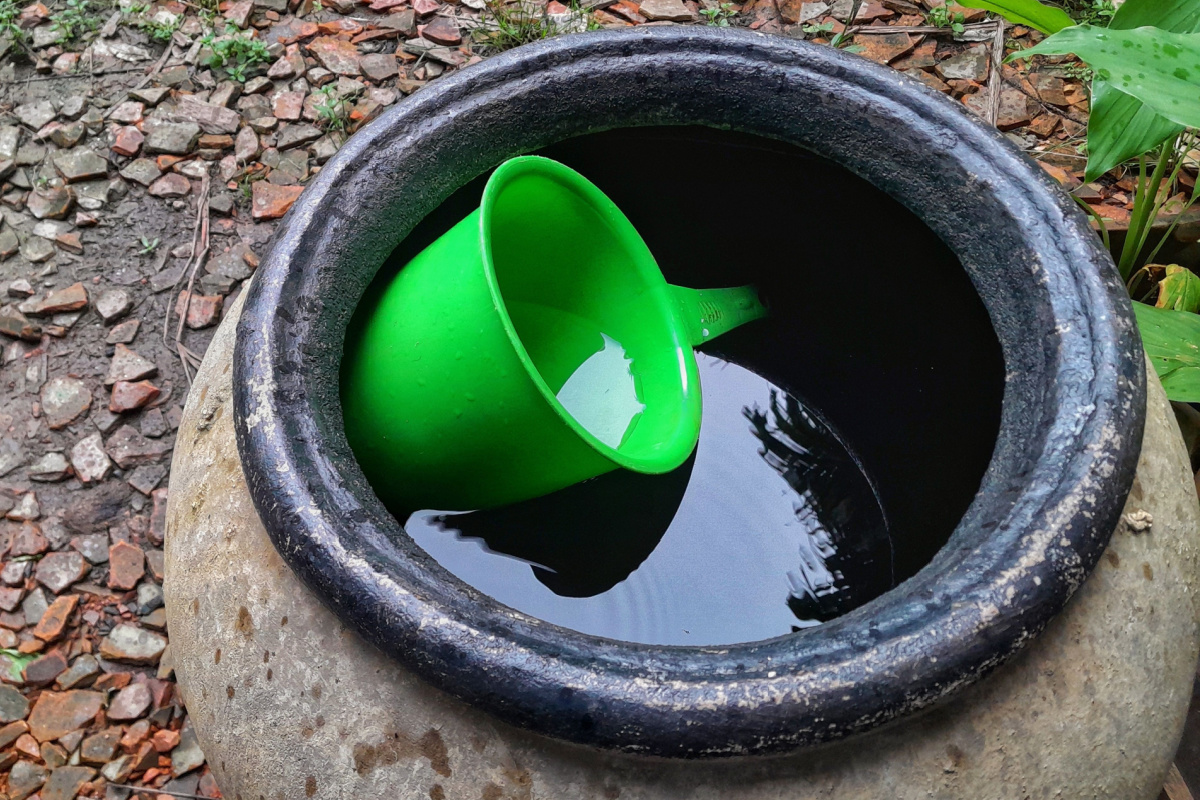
top-left (355, 126), bottom-right (1006, 647)
top-left (404, 351), bottom-right (895, 646)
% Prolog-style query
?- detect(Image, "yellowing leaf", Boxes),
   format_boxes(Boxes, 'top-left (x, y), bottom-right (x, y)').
top-left (1155, 265), bottom-right (1200, 312)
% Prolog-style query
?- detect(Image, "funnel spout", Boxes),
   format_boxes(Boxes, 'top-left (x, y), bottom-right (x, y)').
top-left (669, 284), bottom-right (768, 347)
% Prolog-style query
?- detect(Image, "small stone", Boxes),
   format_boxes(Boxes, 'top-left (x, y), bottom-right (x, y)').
top-left (22, 283), bottom-right (88, 317)
top-left (0, 228), bottom-right (19, 260)
top-left (0, 586), bottom-right (22, 612)
top-left (107, 319), bottom-right (140, 344)
top-left (109, 379), bottom-right (161, 413)
top-left (0, 685), bottom-right (30, 722)
top-left (273, 90), bottom-right (304, 121)
top-left (54, 232), bottom-right (83, 255)
top-left (136, 581), bottom-right (164, 615)
top-left (119, 158), bottom-right (162, 187)
top-left (276, 122), bottom-right (322, 150)
top-left (359, 53), bottom-right (398, 82)
top-left (637, 0), bottom-right (693, 19)
top-left (252, 181), bottom-right (303, 220)
top-left (1, 561), bottom-right (29, 587)
top-left (105, 425), bottom-right (171, 469)
top-left (7, 279), bottom-right (33, 298)
top-left (145, 548), bottom-right (165, 582)
top-left (33, 593), bottom-right (78, 641)
top-left (55, 654), bottom-right (99, 690)
top-left (26, 691), bottom-right (103, 741)
top-left (99, 624), bottom-right (167, 664)
top-left (107, 682), bottom-right (152, 721)
top-left (94, 289), bottom-right (131, 323)
top-left (70, 534), bottom-right (108, 565)
top-left (108, 541), bottom-right (145, 590)
top-left (49, 122), bottom-right (85, 149)
top-left (22, 651), bottom-right (68, 686)
top-left (937, 44), bottom-right (990, 82)
top-left (176, 95), bottom-right (243, 135)
top-left (308, 36), bottom-right (361, 75)
top-left (19, 237), bottom-right (55, 264)
top-left (148, 172), bottom-right (192, 198)
top-left (79, 727), bottom-right (120, 764)
top-left (28, 452), bottom-right (71, 482)
top-left (150, 488), bottom-right (168, 545)
top-left (15, 100), bottom-right (56, 130)
top-left (109, 101), bottom-right (145, 124)
top-left (144, 119), bottom-right (201, 156)
top-left (176, 291), bottom-right (224, 329)
top-left (51, 149), bottom-right (108, 183)
top-left (14, 732), bottom-right (40, 758)
top-left (171, 718), bottom-right (206, 775)
top-left (40, 764), bottom-right (94, 800)
top-left (70, 432), bottom-right (112, 484)
top-left (421, 16), bottom-right (462, 44)
top-left (225, 0), bottom-right (252, 25)
top-left (106, 343), bottom-right (157, 385)
top-left (8, 760), bottom-right (47, 800)
top-left (0, 720), bottom-right (27, 751)
top-left (41, 377), bottom-right (92, 429)
top-left (111, 126), bottom-right (144, 157)
top-left (140, 407), bottom-right (168, 439)
top-left (7, 492), bottom-right (40, 522)
top-left (152, 727), bottom-right (181, 752)
top-left (234, 127), bottom-right (259, 163)
top-left (35, 552), bottom-right (88, 594)
top-left (21, 587), bottom-right (49, 626)
top-left (27, 185), bottom-right (74, 220)
top-left (10, 522), bottom-right (48, 556)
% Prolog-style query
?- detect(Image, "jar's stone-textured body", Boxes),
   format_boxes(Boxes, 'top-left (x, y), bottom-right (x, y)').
top-left (167, 291), bottom-right (1199, 799)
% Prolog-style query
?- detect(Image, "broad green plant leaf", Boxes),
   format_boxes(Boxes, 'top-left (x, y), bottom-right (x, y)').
top-left (1108, 0), bottom-right (1200, 34)
top-left (1014, 25), bottom-right (1200, 131)
top-left (954, 0), bottom-right (1073, 34)
top-left (1155, 265), bottom-right (1200, 312)
top-left (1085, 82), bottom-right (1185, 182)
top-left (1132, 301), bottom-right (1200, 402)
top-left (1084, 0), bottom-right (1200, 182)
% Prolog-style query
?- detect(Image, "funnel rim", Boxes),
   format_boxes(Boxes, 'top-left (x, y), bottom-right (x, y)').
top-left (478, 155), bottom-right (702, 474)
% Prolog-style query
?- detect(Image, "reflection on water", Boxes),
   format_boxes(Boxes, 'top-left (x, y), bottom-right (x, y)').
top-left (404, 352), bottom-right (894, 645)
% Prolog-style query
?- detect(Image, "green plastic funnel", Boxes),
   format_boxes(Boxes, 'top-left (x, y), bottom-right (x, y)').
top-left (341, 156), bottom-right (767, 512)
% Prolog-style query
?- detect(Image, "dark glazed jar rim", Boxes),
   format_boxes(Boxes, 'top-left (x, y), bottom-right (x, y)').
top-left (233, 28), bottom-right (1145, 758)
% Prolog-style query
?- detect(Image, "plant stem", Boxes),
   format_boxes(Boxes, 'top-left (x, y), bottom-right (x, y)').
top-left (1118, 139), bottom-right (1174, 279)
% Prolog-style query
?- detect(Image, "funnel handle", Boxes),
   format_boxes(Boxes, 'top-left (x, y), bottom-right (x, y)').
top-left (668, 284), bottom-right (768, 347)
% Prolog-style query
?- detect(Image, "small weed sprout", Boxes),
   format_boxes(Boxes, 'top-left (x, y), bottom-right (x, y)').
top-left (313, 84), bottom-right (352, 132)
top-left (476, 0), bottom-right (588, 52)
top-left (699, 1), bottom-right (736, 27)
top-left (924, 4), bottom-right (964, 34)
top-left (0, 0), bottom-right (28, 53)
top-left (138, 236), bottom-right (160, 255)
top-left (126, 10), bottom-right (180, 42)
top-left (801, 19), bottom-right (832, 36)
top-left (50, 0), bottom-right (101, 43)
top-left (1058, 0), bottom-right (1114, 26)
top-left (201, 32), bottom-right (271, 82)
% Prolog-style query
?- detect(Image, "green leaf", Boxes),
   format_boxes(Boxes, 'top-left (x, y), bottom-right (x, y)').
top-left (1084, 0), bottom-right (1200, 182)
top-left (0, 648), bottom-right (35, 683)
top-left (953, 0), bottom-right (1074, 34)
top-left (1132, 301), bottom-right (1200, 401)
top-left (1109, 0), bottom-right (1200, 34)
top-left (1014, 25), bottom-right (1200, 131)
top-left (1155, 265), bottom-right (1200, 312)
top-left (1084, 81), bottom-right (1185, 182)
